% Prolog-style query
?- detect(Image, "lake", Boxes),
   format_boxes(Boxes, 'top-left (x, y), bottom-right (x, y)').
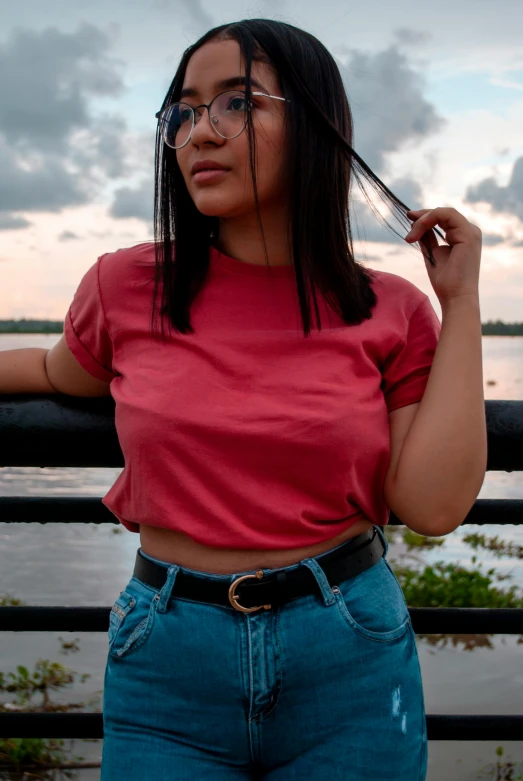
top-left (1, 333), bottom-right (523, 780)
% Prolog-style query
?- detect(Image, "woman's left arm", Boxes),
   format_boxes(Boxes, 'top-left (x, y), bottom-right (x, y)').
top-left (389, 207), bottom-right (488, 536)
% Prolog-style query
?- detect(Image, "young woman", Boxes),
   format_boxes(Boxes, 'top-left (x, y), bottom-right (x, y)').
top-left (56, 17), bottom-right (485, 781)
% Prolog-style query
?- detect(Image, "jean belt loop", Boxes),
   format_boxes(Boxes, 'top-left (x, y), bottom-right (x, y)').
top-left (156, 564), bottom-right (180, 613)
top-left (300, 558), bottom-right (337, 606)
top-left (373, 525), bottom-right (389, 556)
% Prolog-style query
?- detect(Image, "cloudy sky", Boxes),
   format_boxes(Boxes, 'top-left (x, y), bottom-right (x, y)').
top-left (1, 0), bottom-right (522, 322)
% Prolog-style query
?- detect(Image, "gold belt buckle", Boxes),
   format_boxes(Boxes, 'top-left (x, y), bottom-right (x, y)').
top-left (228, 570), bottom-right (272, 613)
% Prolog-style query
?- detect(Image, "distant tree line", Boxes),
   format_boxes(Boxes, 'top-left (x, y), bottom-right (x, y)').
top-left (0, 320), bottom-right (64, 333)
top-left (481, 320), bottom-right (523, 335)
top-left (1, 319), bottom-right (523, 335)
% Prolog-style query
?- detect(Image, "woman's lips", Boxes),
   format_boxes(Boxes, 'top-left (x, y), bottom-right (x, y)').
top-left (193, 168), bottom-right (230, 183)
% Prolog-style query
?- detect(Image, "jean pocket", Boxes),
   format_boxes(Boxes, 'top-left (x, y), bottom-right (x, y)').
top-left (108, 578), bottom-right (160, 660)
top-left (333, 556), bottom-right (411, 643)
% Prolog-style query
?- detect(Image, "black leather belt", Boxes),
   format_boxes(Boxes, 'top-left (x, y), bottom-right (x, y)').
top-left (133, 526), bottom-right (386, 614)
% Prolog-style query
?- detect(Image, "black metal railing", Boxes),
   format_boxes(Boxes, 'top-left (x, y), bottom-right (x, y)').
top-left (1, 395), bottom-right (523, 741)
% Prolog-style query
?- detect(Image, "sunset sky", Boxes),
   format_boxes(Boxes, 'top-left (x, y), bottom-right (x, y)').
top-left (1, 0), bottom-right (522, 323)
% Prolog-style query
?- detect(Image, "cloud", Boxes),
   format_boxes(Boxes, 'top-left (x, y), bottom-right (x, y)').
top-left (0, 134), bottom-right (91, 214)
top-left (386, 176), bottom-right (424, 210)
top-left (347, 175), bottom-right (424, 246)
top-left (331, 43), bottom-right (446, 245)
top-left (0, 213), bottom-right (31, 230)
top-left (151, 0), bottom-right (214, 35)
top-left (488, 76), bottom-right (523, 91)
top-left (0, 23), bottom-right (125, 148)
top-left (110, 178), bottom-right (154, 224)
top-left (482, 233), bottom-right (506, 246)
top-left (0, 22), bottom-right (130, 226)
top-left (254, 0), bottom-right (287, 16)
top-left (393, 28), bottom-right (433, 48)
top-left (464, 156), bottom-right (523, 221)
top-left (337, 43), bottom-right (447, 175)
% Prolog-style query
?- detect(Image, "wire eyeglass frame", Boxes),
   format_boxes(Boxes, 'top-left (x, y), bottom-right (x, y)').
top-left (155, 90), bottom-right (290, 149)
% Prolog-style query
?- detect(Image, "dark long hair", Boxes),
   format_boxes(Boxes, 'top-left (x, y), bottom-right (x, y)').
top-left (150, 18), bottom-right (440, 341)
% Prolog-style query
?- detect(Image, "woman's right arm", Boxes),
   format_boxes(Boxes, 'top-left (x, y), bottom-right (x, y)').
top-left (0, 339), bottom-right (112, 397)
top-left (0, 347), bottom-right (56, 394)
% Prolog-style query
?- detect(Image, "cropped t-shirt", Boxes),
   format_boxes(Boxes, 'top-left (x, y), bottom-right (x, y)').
top-left (64, 241), bottom-right (441, 549)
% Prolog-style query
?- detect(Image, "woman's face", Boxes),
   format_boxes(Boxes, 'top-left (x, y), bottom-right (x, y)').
top-left (175, 38), bottom-right (288, 220)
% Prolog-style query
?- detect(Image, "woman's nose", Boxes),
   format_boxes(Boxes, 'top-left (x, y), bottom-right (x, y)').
top-left (191, 108), bottom-right (221, 143)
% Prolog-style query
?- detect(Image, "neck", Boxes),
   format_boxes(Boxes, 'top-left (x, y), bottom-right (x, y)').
top-left (214, 203), bottom-right (292, 267)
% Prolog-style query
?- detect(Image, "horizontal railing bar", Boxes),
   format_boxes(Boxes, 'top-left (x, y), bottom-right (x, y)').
top-left (427, 715), bottom-right (523, 741)
top-left (0, 606), bottom-right (112, 632)
top-left (1, 497), bottom-right (522, 526)
top-left (0, 496), bottom-right (118, 524)
top-left (1, 606), bottom-right (522, 634)
top-left (0, 713), bottom-right (522, 741)
top-left (1, 397), bottom-right (522, 470)
top-left (408, 607), bottom-right (523, 635)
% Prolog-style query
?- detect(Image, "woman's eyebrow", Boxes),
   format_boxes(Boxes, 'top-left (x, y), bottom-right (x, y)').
top-left (180, 75), bottom-right (267, 99)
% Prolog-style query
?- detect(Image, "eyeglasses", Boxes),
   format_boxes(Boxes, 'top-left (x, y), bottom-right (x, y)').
top-left (155, 89), bottom-right (289, 149)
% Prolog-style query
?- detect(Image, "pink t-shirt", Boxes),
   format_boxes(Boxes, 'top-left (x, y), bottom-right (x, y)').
top-left (64, 241), bottom-right (441, 549)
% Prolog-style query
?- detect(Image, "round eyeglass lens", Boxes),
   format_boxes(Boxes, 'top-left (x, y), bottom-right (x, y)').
top-left (160, 90), bottom-right (249, 148)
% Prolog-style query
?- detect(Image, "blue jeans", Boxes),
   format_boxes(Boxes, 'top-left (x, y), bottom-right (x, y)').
top-left (101, 526), bottom-right (428, 780)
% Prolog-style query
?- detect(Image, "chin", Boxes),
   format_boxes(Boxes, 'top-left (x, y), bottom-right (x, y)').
top-left (192, 193), bottom-right (247, 218)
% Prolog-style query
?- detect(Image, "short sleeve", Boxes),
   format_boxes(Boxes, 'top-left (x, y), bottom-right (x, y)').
top-left (63, 255), bottom-right (116, 383)
top-left (381, 296), bottom-right (441, 413)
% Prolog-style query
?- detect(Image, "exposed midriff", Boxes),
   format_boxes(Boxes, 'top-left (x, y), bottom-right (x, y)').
top-left (139, 517), bottom-right (376, 575)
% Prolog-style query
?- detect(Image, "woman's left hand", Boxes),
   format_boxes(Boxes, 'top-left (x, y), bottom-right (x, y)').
top-left (405, 206), bottom-right (482, 304)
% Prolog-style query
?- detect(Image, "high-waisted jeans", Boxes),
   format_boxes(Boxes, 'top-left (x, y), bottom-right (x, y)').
top-left (101, 525), bottom-right (428, 780)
